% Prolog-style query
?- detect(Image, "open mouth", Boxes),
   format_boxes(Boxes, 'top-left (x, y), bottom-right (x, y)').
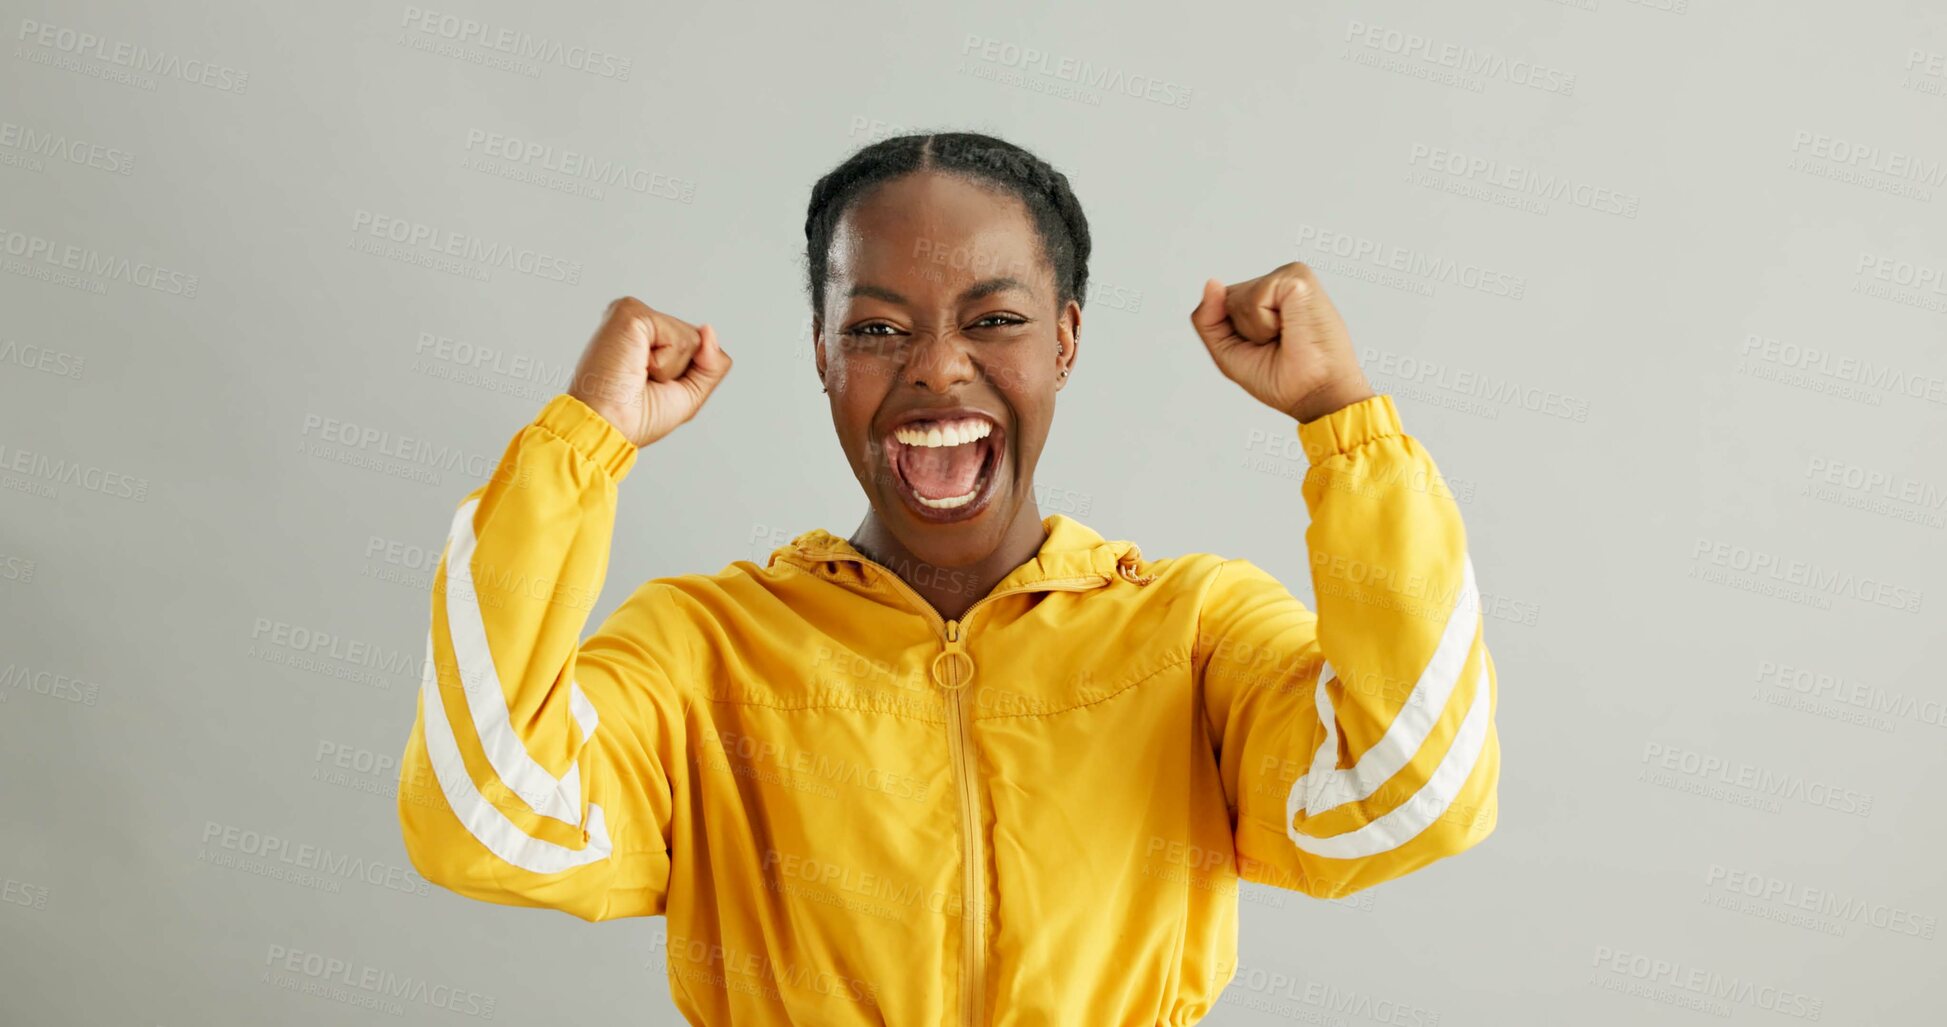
top-left (880, 414), bottom-right (1005, 523)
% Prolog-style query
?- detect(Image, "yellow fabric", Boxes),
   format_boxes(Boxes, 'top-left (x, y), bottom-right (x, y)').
top-left (396, 391), bottom-right (1500, 1026)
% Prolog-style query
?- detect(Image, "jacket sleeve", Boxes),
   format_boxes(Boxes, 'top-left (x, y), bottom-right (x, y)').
top-left (1197, 393), bottom-right (1499, 899)
top-left (396, 393), bottom-right (689, 921)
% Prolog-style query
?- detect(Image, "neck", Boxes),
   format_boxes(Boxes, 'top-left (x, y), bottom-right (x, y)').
top-left (848, 500), bottom-right (1048, 623)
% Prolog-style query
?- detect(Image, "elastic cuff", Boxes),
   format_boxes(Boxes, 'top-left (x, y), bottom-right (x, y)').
top-left (1297, 393), bottom-right (1402, 465)
top-left (534, 394), bottom-right (639, 481)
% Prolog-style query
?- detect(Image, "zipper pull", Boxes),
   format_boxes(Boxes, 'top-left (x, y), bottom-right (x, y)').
top-left (931, 619), bottom-right (974, 691)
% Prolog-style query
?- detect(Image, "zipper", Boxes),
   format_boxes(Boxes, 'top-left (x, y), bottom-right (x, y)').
top-left (940, 616), bottom-right (981, 1027)
top-left (821, 553), bottom-right (1107, 1027)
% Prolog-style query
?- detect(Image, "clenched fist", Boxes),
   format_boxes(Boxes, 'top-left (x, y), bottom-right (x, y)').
top-left (568, 297), bottom-right (733, 447)
top-left (1189, 262), bottom-right (1374, 424)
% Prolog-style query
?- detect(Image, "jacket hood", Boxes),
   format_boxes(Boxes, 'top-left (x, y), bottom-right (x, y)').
top-left (766, 513), bottom-right (1158, 595)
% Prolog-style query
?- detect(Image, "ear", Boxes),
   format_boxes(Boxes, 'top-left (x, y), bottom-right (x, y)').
top-left (811, 314), bottom-right (827, 385)
top-left (1055, 299), bottom-right (1081, 390)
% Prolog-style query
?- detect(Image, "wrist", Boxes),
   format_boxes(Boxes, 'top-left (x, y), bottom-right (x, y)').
top-left (1285, 378), bottom-right (1376, 425)
top-left (566, 389), bottom-right (639, 441)
top-left (1297, 393), bottom-right (1400, 465)
top-left (540, 393), bottom-right (641, 480)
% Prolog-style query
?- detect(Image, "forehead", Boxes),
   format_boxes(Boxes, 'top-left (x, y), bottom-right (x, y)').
top-left (827, 171), bottom-right (1047, 286)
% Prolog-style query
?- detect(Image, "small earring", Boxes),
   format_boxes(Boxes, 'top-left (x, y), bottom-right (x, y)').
top-left (1058, 370), bottom-right (1068, 379)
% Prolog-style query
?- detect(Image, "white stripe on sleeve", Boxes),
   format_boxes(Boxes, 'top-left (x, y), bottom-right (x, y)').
top-left (417, 631), bottom-right (615, 874)
top-left (1290, 555), bottom-right (1482, 819)
top-left (441, 498), bottom-right (587, 825)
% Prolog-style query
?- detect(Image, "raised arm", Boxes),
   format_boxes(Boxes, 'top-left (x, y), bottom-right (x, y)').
top-left (1187, 265), bottom-right (1499, 899)
top-left (396, 299), bottom-right (732, 920)
top-left (1197, 394), bottom-right (1498, 898)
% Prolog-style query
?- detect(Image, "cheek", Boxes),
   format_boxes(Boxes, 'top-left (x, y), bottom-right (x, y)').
top-left (1000, 396), bottom-right (1054, 467)
top-left (831, 345), bottom-right (902, 391)
top-left (990, 348), bottom-right (1055, 394)
top-left (832, 397), bottom-right (888, 474)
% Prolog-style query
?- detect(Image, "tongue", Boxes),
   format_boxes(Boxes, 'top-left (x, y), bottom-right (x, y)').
top-left (901, 440), bottom-right (986, 500)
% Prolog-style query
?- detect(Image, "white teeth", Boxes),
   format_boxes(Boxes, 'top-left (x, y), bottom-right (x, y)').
top-left (915, 487), bottom-right (979, 509)
top-left (892, 417), bottom-right (993, 448)
top-left (887, 416), bottom-right (997, 511)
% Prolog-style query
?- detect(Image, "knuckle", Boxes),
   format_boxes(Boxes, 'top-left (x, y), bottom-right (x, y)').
top-left (609, 296), bottom-right (653, 320)
top-left (656, 310), bottom-right (698, 340)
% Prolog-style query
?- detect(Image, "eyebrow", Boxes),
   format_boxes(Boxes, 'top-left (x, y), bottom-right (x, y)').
top-left (847, 276), bottom-right (1031, 305)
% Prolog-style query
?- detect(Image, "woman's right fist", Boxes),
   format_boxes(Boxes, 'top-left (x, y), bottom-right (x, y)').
top-left (567, 297), bottom-right (732, 448)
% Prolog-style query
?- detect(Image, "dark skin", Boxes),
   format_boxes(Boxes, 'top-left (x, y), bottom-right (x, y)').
top-left (812, 169), bottom-right (1375, 623)
top-left (813, 171), bottom-right (1077, 622)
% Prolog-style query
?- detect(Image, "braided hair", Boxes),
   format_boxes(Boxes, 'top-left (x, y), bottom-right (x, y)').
top-left (803, 132), bottom-right (1091, 323)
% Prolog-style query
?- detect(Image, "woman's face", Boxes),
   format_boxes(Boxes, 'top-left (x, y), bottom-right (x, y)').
top-left (814, 170), bottom-right (1080, 570)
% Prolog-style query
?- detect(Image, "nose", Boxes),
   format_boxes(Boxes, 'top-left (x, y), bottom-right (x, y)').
top-left (900, 331), bottom-right (977, 393)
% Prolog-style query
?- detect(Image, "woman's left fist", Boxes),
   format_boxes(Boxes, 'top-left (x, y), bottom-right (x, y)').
top-left (1189, 262), bottom-right (1375, 424)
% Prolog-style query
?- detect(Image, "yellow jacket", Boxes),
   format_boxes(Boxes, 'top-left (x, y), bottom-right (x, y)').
top-left (397, 391), bottom-right (1499, 1026)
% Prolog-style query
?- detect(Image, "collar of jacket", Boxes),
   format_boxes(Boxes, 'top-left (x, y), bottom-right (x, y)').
top-left (768, 513), bottom-right (1158, 595)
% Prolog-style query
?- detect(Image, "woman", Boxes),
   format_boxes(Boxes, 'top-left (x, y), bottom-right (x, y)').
top-left (396, 131), bottom-right (1500, 1025)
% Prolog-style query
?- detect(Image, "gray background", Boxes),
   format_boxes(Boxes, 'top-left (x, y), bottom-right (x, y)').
top-left (4, 0), bottom-right (1944, 1023)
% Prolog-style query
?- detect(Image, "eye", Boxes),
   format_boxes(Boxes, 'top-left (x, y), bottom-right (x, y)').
top-left (971, 314), bottom-right (1029, 330)
top-left (842, 322), bottom-right (901, 337)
